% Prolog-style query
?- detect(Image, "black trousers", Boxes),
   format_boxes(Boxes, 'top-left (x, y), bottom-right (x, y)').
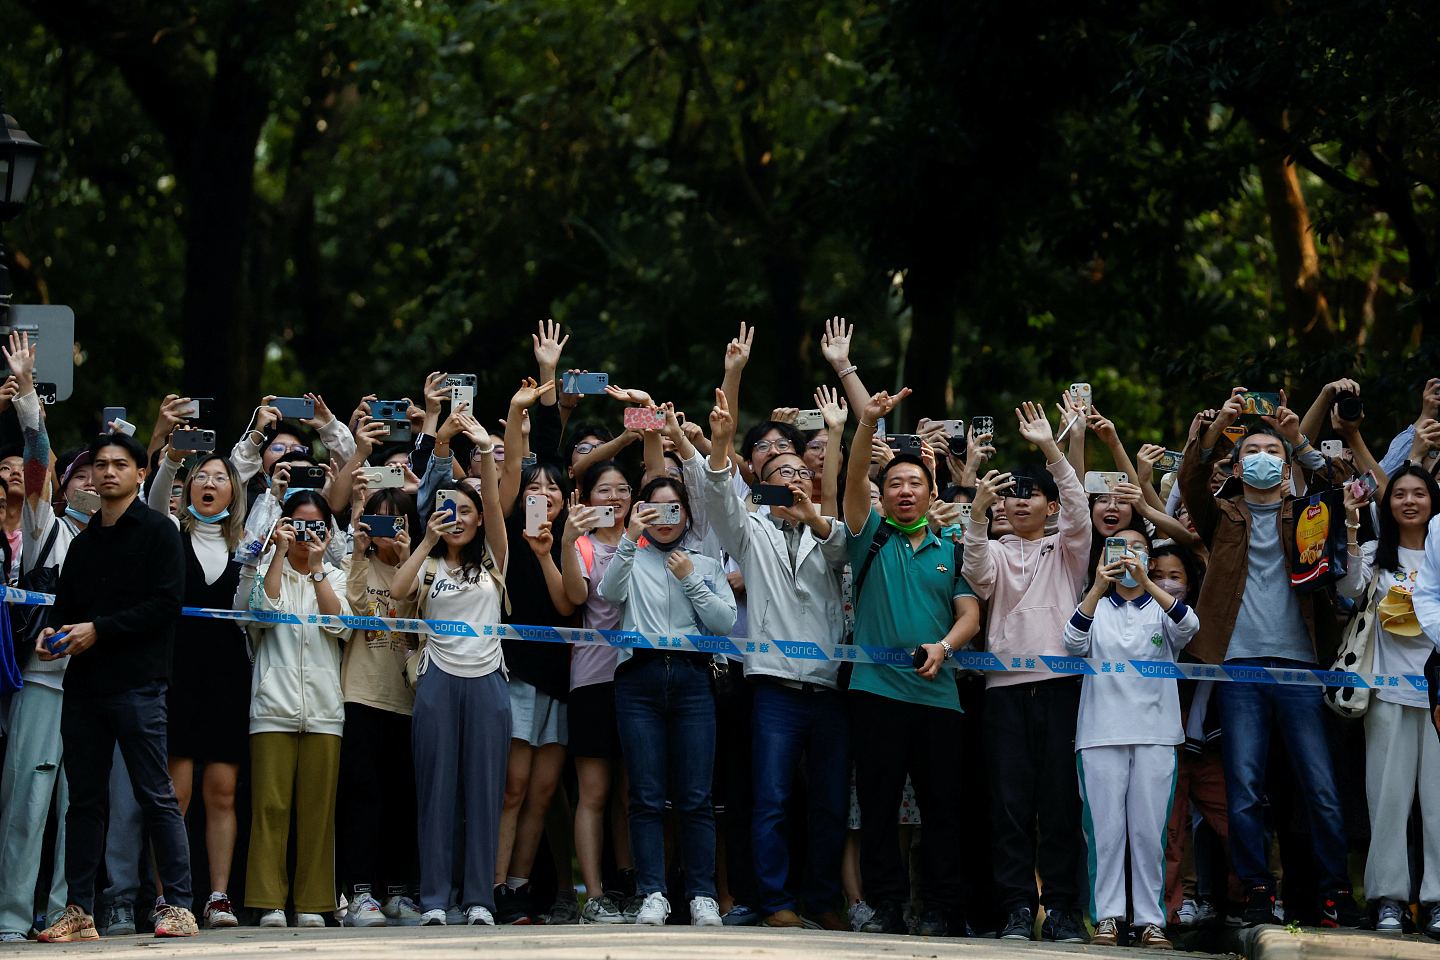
top-left (336, 702), bottom-right (418, 897)
top-left (61, 681), bottom-right (192, 915)
top-left (849, 690), bottom-right (966, 915)
top-left (984, 677), bottom-right (1082, 914)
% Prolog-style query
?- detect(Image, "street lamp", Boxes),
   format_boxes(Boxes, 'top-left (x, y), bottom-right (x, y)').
top-left (0, 92), bottom-right (46, 320)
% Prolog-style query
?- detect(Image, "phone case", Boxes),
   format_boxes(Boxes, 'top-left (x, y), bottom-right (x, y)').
top-left (942, 419), bottom-right (966, 438)
top-left (361, 515), bottom-right (402, 538)
top-left (562, 372), bottom-right (611, 395)
top-left (592, 506), bottom-right (616, 528)
top-left (362, 465), bottom-right (405, 489)
top-left (972, 416), bottom-right (994, 438)
top-left (525, 495), bottom-right (547, 536)
top-left (794, 409), bottom-right (825, 431)
top-left (172, 429), bottom-right (217, 453)
top-left (1104, 538), bottom-right (1128, 565)
top-left (622, 407), bottom-right (666, 431)
top-left (750, 484), bottom-right (795, 507)
top-left (1239, 392), bottom-right (1280, 416)
top-left (1155, 451), bottom-right (1184, 473)
top-left (112, 418), bottom-right (137, 437)
top-left (449, 384), bottom-right (475, 413)
top-left (1083, 471), bottom-right (1126, 494)
top-left (273, 397), bottom-right (315, 420)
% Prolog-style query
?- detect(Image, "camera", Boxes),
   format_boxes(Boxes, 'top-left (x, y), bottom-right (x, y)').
top-left (1333, 391), bottom-right (1364, 422)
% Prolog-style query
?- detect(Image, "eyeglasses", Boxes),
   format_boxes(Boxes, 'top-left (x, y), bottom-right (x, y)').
top-left (753, 439), bottom-right (794, 454)
top-left (805, 439), bottom-right (826, 451)
top-left (192, 472), bottom-right (231, 486)
top-left (170, 485), bottom-right (184, 499)
top-left (268, 442), bottom-right (307, 455)
top-left (592, 485), bottom-right (631, 498)
top-left (765, 466), bottom-right (814, 481)
top-left (665, 468), bottom-right (683, 480)
top-left (574, 442), bottom-right (598, 456)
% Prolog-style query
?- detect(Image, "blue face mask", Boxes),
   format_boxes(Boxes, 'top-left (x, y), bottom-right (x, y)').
top-left (64, 507), bottom-right (90, 524)
top-left (1120, 549), bottom-right (1148, 588)
top-left (1240, 451), bottom-right (1285, 490)
top-left (187, 504), bottom-right (230, 524)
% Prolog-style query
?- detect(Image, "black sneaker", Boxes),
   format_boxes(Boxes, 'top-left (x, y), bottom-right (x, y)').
top-left (858, 900), bottom-right (905, 934)
top-left (913, 906), bottom-right (949, 937)
top-left (999, 906), bottom-right (1034, 940)
top-left (1040, 909), bottom-right (1085, 943)
top-left (1241, 884), bottom-right (1278, 928)
top-left (494, 884), bottom-right (536, 925)
top-left (1319, 890), bottom-right (1364, 929)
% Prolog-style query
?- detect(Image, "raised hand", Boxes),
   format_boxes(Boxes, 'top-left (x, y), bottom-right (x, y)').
top-left (815, 385), bottom-right (848, 431)
top-left (604, 384), bottom-right (655, 407)
top-left (860, 388), bottom-right (911, 427)
top-left (3, 330), bottom-right (36, 387)
top-left (971, 469), bottom-right (1015, 515)
top-left (1016, 401), bottom-right (1058, 454)
top-left (1260, 391), bottom-right (1301, 444)
top-left (820, 315), bottom-right (853, 370)
top-left (510, 376), bottom-right (556, 410)
top-left (423, 371), bottom-right (450, 415)
top-left (533, 318), bottom-right (570, 371)
top-left (1085, 405), bottom-right (1119, 446)
top-left (709, 388), bottom-right (736, 451)
top-left (302, 393), bottom-right (335, 428)
top-left (724, 322), bottom-right (755, 373)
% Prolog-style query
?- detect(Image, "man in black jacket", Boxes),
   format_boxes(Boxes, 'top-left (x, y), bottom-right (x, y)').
top-left (34, 433), bottom-right (197, 941)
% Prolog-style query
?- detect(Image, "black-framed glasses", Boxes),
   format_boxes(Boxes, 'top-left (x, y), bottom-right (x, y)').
top-left (765, 465), bottom-right (814, 481)
top-left (753, 439), bottom-right (794, 454)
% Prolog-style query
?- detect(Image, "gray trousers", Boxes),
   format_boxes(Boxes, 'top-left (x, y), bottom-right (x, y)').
top-left (102, 744), bottom-right (145, 909)
top-left (0, 684), bottom-right (68, 933)
top-left (412, 667), bottom-right (511, 913)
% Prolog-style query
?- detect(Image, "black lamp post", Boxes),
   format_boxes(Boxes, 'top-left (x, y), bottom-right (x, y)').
top-left (0, 92), bottom-right (46, 321)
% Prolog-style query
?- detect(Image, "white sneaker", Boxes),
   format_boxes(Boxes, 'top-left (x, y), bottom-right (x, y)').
top-left (420, 909), bottom-right (447, 926)
top-left (1376, 900), bottom-right (1404, 933)
top-left (1176, 899), bottom-right (1198, 926)
top-left (383, 895), bottom-right (424, 927)
top-left (1194, 900), bottom-right (1218, 925)
top-left (689, 896), bottom-right (722, 927)
top-left (295, 913), bottom-right (326, 928)
top-left (203, 894), bottom-right (239, 929)
top-left (465, 906), bottom-right (494, 926)
top-left (343, 893), bottom-right (386, 928)
top-left (334, 891), bottom-right (348, 925)
top-left (258, 909), bottom-right (288, 929)
top-left (635, 892), bottom-right (670, 926)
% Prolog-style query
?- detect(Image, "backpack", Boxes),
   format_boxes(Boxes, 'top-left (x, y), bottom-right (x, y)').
top-left (9, 521), bottom-right (61, 676)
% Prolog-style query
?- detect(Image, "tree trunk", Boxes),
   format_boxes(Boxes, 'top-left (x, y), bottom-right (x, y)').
top-left (1253, 128), bottom-right (1334, 352)
top-left (899, 263), bottom-right (958, 430)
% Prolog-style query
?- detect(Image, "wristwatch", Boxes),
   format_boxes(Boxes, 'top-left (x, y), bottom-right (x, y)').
top-left (310, 570), bottom-right (326, 583)
top-left (938, 638), bottom-right (954, 660)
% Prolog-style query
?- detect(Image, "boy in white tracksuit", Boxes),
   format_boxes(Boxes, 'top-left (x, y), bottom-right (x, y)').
top-left (1063, 528), bottom-right (1198, 950)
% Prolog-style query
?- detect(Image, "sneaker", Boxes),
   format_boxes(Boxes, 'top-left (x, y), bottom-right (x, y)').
top-left (1319, 889), bottom-right (1364, 929)
top-left (581, 895), bottom-right (626, 925)
top-left (1194, 900), bottom-right (1219, 925)
top-left (621, 894), bottom-right (644, 924)
top-left (494, 884), bottom-right (536, 925)
top-left (849, 900), bottom-right (876, 932)
top-left (0, 932), bottom-right (28, 943)
top-left (635, 892), bottom-right (670, 926)
top-left (801, 910), bottom-right (849, 931)
top-left (420, 909), bottom-right (446, 926)
top-left (1375, 900), bottom-right (1404, 934)
top-left (1241, 884), bottom-right (1277, 928)
top-left (761, 909), bottom-right (803, 928)
top-left (342, 892), bottom-right (386, 928)
top-left (203, 894), bottom-right (239, 929)
top-left (721, 903), bottom-right (759, 926)
top-left (147, 897), bottom-right (167, 931)
top-left (1176, 899), bottom-right (1199, 926)
top-left (1135, 923), bottom-right (1174, 950)
top-left (1090, 916), bottom-right (1121, 947)
top-left (999, 905), bottom-right (1034, 940)
top-left (37, 906), bottom-right (98, 943)
top-left (153, 905), bottom-right (199, 938)
top-left (258, 909), bottom-right (288, 928)
top-left (690, 896), bottom-right (722, 927)
top-left (913, 906), bottom-right (949, 937)
top-left (295, 913), bottom-right (326, 928)
top-left (859, 900), bottom-right (906, 934)
top-left (382, 895), bottom-right (424, 927)
top-left (334, 891), bottom-right (348, 925)
top-left (1040, 909), bottom-right (1085, 943)
top-left (465, 906), bottom-right (495, 925)
top-left (1423, 903), bottom-right (1440, 940)
top-left (546, 894), bottom-right (579, 925)
top-left (103, 901), bottom-right (136, 936)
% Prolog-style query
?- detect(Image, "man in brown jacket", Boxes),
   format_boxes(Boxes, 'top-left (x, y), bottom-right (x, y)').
top-left (1179, 387), bottom-right (1361, 930)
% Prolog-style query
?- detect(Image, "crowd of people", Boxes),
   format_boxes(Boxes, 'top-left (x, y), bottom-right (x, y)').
top-left (1, 319), bottom-right (1439, 949)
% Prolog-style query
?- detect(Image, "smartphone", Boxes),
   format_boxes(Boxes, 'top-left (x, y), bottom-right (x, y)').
top-left (637, 501), bottom-right (682, 525)
top-left (45, 630), bottom-right (69, 656)
top-left (1083, 470), bottom-right (1127, 494)
top-left (562, 371), bottom-right (610, 395)
top-left (360, 464), bottom-right (406, 489)
top-left (1238, 391), bottom-right (1281, 417)
top-left (1320, 440), bottom-right (1345, 460)
top-left (1104, 536), bottom-right (1128, 566)
top-left (622, 407), bottom-right (666, 431)
top-left (874, 417), bottom-right (887, 440)
top-left (1222, 424), bottom-right (1247, 444)
top-left (525, 494), bottom-right (547, 537)
top-left (171, 427), bottom-right (217, 453)
top-left (36, 382), bottom-right (58, 405)
top-left (443, 375), bottom-right (477, 414)
top-left (449, 383), bottom-right (475, 414)
top-left (292, 519), bottom-right (328, 542)
top-left (288, 465), bottom-right (328, 489)
top-left (1348, 470), bottom-right (1378, 501)
top-left (940, 419), bottom-right (966, 438)
top-left (176, 397), bottom-right (214, 420)
top-left (102, 406), bottom-right (126, 426)
top-left (111, 418), bottom-right (137, 437)
top-left (434, 491), bottom-right (460, 527)
top-left (972, 416), bottom-right (994, 439)
top-left (750, 484), bottom-right (795, 507)
top-left (884, 434), bottom-right (923, 454)
top-left (794, 409), bottom-right (825, 431)
top-left (1155, 450), bottom-right (1184, 473)
top-left (377, 419), bottom-right (413, 443)
top-left (67, 489), bottom-right (101, 516)
top-left (360, 514), bottom-right (404, 539)
top-left (1069, 382), bottom-right (1093, 414)
top-left (1009, 476), bottom-right (1035, 500)
top-left (591, 505), bottom-right (617, 528)
top-left (371, 399), bottom-right (409, 421)
top-left (444, 373), bottom-right (478, 389)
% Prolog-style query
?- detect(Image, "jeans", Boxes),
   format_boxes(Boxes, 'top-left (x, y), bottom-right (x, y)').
top-left (60, 681), bottom-right (191, 916)
top-left (615, 654), bottom-right (716, 900)
top-left (750, 682), bottom-right (849, 915)
top-left (1217, 658), bottom-right (1348, 891)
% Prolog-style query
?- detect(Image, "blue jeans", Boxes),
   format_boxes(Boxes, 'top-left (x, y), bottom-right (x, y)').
top-left (615, 654), bottom-right (717, 900)
top-left (1217, 658), bottom-right (1348, 891)
top-left (750, 682), bottom-right (849, 915)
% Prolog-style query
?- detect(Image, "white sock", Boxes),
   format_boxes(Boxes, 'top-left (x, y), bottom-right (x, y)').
top-left (209, 892), bottom-right (226, 902)
top-left (506, 876), bottom-right (527, 891)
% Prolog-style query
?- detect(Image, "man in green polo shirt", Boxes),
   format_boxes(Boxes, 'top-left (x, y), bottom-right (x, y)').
top-left (838, 381), bottom-right (981, 938)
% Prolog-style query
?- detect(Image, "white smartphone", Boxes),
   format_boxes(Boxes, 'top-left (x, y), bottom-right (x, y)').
top-left (637, 501), bottom-right (682, 525)
top-left (361, 464), bottom-right (406, 489)
top-left (1320, 440), bottom-right (1345, 460)
top-left (111, 418), bottom-right (137, 437)
top-left (67, 489), bottom-right (101, 516)
top-left (794, 409), bottom-right (825, 431)
top-left (1069, 382), bottom-right (1093, 413)
top-left (1083, 470), bottom-right (1127, 494)
top-left (525, 494), bottom-right (547, 537)
top-left (591, 505), bottom-right (616, 528)
top-left (449, 383), bottom-right (475, 414)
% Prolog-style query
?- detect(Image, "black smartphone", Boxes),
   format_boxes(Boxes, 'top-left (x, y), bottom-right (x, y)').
top-left (1009, 476), bottom-right (1036, 500)
top-left (289, 465), bottom-right (328, 489)
top-left (885, 434), bottom-right (922, 453)
top-left (750, 484), bottom-right (795, 507)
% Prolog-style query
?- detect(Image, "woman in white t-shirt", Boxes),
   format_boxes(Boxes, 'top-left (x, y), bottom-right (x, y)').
top-left (390, 413), bottom-right (509, 927)
top-left (1339, 464), bottom-right (1440, 936)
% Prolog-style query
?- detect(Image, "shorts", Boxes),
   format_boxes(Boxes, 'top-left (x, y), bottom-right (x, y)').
top-left (847, 766), bottom-right (921, 829)
top-left (508, 678), bottom-right (567, 747)
top-left (567, 681), bottom-right (618, 760)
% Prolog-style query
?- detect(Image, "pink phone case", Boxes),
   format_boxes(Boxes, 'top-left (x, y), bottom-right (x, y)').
top-left (623, 407), bottom-right (666, 431)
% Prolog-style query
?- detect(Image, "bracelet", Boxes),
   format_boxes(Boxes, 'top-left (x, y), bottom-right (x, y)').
top-left (859, 418), bottom-right (877, 429)
top-left (938, 638), bottom-right (954, 659)
top-left (837, 364), bottom-right (858, 378)
top-left (1344, 520), bottom-right (1361, 530)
